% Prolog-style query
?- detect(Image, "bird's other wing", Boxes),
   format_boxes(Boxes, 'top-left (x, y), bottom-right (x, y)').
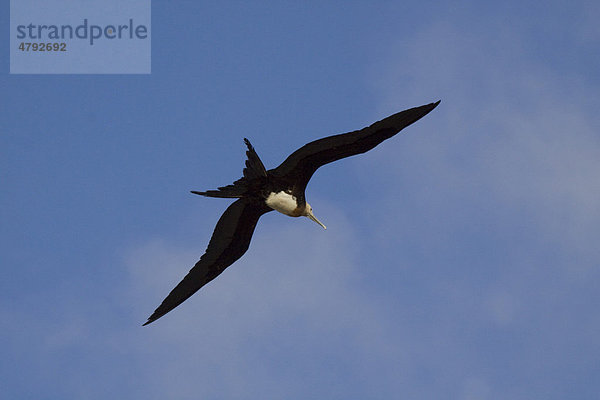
top-left (270, 101), bottom-right (440, 192)
top-left (143, 198), bottom-right (272, 325)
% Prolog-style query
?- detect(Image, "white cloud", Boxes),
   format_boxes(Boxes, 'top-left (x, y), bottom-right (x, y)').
top-left (358, 19), bottom-right (600, 399)
top-left (125, 204), bottom-right (418, 398)
top-left (366, 19), bottom-right (600, 267)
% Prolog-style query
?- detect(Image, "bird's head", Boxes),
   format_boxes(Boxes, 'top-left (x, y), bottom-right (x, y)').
top-left (303, 203), bottom-right (326, 229)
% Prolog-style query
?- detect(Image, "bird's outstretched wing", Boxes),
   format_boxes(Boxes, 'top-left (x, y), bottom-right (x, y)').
top-left (270, 101), bottom-right (440, 192)
top-left (143, 198), bottom-right (272, 325)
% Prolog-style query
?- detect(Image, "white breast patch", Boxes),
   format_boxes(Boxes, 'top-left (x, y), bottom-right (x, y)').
top-left (265, 191), bottom-right (298, 216)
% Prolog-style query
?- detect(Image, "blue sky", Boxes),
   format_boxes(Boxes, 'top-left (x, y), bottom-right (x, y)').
top-left (2, 1), bottom-right (599, 399)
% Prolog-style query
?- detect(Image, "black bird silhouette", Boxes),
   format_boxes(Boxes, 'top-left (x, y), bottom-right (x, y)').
top-left (143, 101), bottom-right (440, 325)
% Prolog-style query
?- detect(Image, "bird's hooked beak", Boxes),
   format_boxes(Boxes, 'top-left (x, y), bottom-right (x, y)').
top-left (307, 209), bottom-right (327, 230)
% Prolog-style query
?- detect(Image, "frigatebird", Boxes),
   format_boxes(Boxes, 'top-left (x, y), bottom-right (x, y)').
top-left (143, 101), bottom-right (440, 325)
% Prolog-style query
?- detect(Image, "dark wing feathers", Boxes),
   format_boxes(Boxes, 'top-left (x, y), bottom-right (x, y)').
top-left (270, 101), bottom-right (440, 191)
top-left (143, 198), bottom-right (271, 325)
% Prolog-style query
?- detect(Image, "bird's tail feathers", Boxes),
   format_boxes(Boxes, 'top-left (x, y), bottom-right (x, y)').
top-left (191, 181), bottom-right (247, 198)
top-left (191, 139), bottom-right (267, 199)
top-left (242, 138), bottom-right (267, 180)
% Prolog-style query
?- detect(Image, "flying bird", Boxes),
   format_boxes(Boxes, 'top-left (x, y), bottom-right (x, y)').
top-left (143, 101), bottom-right (440, 325)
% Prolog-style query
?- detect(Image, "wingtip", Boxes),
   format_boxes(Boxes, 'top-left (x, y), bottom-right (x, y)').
top-left (191, 190), bottom-right (206, 196)
top-left (420, 100), bottom-right (441, 115)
